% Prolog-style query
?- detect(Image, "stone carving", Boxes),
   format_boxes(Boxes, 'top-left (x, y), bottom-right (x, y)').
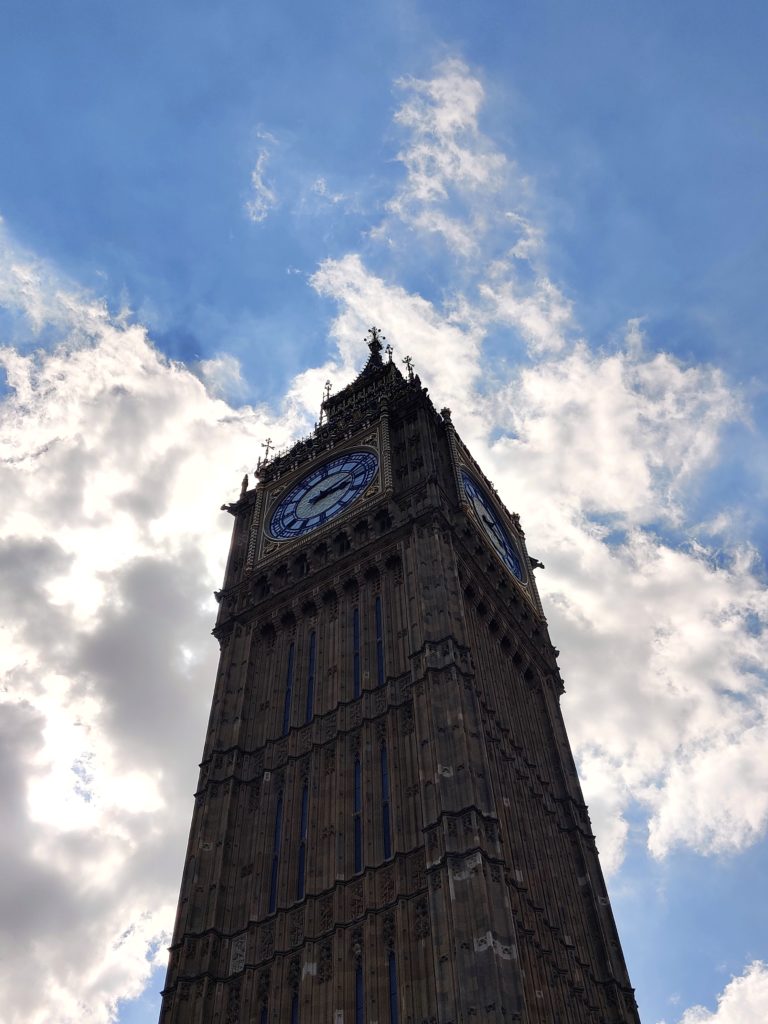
top-left (351, 883), bottom-right (364, 918)
top-left (225, 980), bottom-right (241, 1024)
top-left (290, 908), bottom-right (304, 946)
top-left (320, 897), bottom-right (334, 932)
top-left (257, 923), bottom-right (274, 961)
top-left (288, 955), bottom-right (301, 992)
top-left (229, 933), bottom-right (247, 975)
top-left (318, 940), bottom-right (333, 983)
top-left (414, 898), bottom-right (430, 938)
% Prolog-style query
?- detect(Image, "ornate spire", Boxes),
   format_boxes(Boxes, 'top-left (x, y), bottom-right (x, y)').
top-left (367, 325), bottom-right (384, 357)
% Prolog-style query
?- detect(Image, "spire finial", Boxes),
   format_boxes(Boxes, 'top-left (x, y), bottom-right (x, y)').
top-left (319, 379), bottom-right (332, 425)
top-left (367, 325), bottom-right (385, 355)
top-left (261, 437), bottom-right (274, 460)
top-left (385, 343), bottom-right (393, 363)
top-left (402, 354), bottom-right (415, 381)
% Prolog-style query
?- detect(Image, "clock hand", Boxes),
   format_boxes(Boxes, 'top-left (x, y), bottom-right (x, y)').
top-left (308, 479), bottom-right (348, 505)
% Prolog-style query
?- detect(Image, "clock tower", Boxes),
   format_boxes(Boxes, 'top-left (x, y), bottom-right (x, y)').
top-left (160, 329), bottom-right (640, 1023)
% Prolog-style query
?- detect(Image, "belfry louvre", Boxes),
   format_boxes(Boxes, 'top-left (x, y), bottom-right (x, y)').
top-left (160, 330), bottom-right (640, 1023)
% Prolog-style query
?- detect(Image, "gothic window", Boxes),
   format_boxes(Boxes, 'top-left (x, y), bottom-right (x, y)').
top-left (388, 950), bottom-right (399, 1024)
top-left (375, 594), bottom-right (385, 687)
top-left (290, 993), bottom-right (299, 1024)
top-left (380, 745), bottom-right (392, 860)
top-left (297, 781), bottom-right (308, 901)
top-left (353, 755), bottom-right (363, 873)
top-left (352, 607), bottom-right (361, 699)
top-left (305, 631), bottom-right (316, 723)
top-left (259, 1007), bottom-right (268, 1024)
top-left (282, 642), bottom-right (295, 736)
top-left (268, 794), bottom-right (283, 914)
top-left (355, 962), bottom-right (364, 1024)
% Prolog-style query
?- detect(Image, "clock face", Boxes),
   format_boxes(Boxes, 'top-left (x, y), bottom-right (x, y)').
top-left (461, 470), bottom-right (525, 581)
top-left (268, 450), bottom-right (379, 540)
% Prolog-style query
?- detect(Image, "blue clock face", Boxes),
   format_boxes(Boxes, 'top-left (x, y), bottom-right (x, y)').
top-left (461, 470), bottom-right (525, 581)
top-left (269, 450), bottom-right (379, 540)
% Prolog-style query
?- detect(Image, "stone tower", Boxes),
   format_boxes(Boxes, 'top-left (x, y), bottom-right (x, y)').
top-left (160, 329), bottom-right (640, 1023)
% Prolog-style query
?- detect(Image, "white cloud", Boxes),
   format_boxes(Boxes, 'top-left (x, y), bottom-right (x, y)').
top-left (245, 138), bottom-right (277, 223)
top-left (2, 55), bottom-right (766, 1023)
top-left (311, 176), bottom-right (347, 204)
top-left (309, 60), bottom-right (768, 879)
top-left (198, 352), bottom-right (246, 399)
top-left (381, 58), bottom-right (508, 254)
top-left (0, 229), bottom-right (306, 1023)
top-left (672, 961), bottom-right (768, 1024)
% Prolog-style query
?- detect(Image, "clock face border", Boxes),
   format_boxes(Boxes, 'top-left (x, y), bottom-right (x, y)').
top-left (460, 469), bottom-right (527, 584)
top-left (265, 447), bottom-right (380, 543)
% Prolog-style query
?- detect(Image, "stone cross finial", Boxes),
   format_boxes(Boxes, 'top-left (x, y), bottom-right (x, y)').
top-left (402, 354), bottom-right (414, 381)
top-left (323, 379), bottom-right (332, 402)
top-left (261, 437), bottom-right (274, 460)
top-left (385, 343), bottom-right (393, 363)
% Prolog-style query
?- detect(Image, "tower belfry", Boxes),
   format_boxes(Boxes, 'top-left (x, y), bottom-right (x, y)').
top-left (160, 331), bottom-right (640, 1023)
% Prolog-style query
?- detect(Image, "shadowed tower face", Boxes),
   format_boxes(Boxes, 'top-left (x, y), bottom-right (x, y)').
top-left (160, 329), bottom-right (640, 1024)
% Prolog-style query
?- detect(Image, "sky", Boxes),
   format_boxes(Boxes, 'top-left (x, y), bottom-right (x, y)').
top-left (1, 2), bottom-right (767, 1022)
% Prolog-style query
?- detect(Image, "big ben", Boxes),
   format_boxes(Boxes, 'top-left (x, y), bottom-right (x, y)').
top-left (160, 328), bottom-right (640, 1023)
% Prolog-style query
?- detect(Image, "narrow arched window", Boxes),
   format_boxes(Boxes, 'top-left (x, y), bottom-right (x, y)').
top-left (380, 745), bottom-right (392, 860)
top-left (290, 992), bottom-right (299, 1024)
top-left (355, 962), bottom-right (365, 1024)
top-left (388, 950), bottom-right (399, 1024)
top-left (282, 642), bottom-right (295, 736)
top-left (352, 607), bottom-right (361, 698)
top-left (297, 781), bottom-right (309, 900)
top-left (259, 1006), bottom-right (268, 1024)
top-left (353, 755), bottom-right (363, 873)
top-left (268, 794), bottom-right (283, 914)
top-left (375, 594), bottom-right (384, 687)
top-left (305, 630), bottom-right (316, 723)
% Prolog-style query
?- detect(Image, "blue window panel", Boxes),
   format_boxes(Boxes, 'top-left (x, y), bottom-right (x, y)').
top-left (380, 745), bottom-right (390, 801)
top-left (291, 993), bottom-right (299, 1024)
top-left (354, 816), bottom-right (363, 874)
top-left (354, 757), bottom-right (362, 811)
top-left (296, 844), bottom-right (306, 901)
top-left (375, 594), bottom-right (384, 687)
top-left (388, 951), bottom-right (399, 1024)
top-left (355, 963), bottom-right (365, 1024)
top-left (259, 1007), bottom-right (268, 1024)
top-left (283, 642), bottom-right (295, 736)
top-left (268, 795), bottom-right (283, 913)
top-left (300, 783), bottom-right (309, 836)
top-left (381, 745), bottom-right (392, 860)
top-left (268, 857), bottom-right (279, 914)
top-left (297, 782), bottom-right (308, 900)
top-left (352, 607), bottom-right (361, 698)
top-left (354, 755), bottom-right (363, 873)
top-left (305, 631), bottom-right (316, 722)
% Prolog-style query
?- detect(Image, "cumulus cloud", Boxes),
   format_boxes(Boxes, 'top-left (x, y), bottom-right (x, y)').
top-left (0, 228), bottom-right (305, 1022)
top-left (671, 961), bottom-right (768, 1024)
top-left (198, 352), bottom-right (246, 399)
top-left (309, 59), bottom-right (768, 877)
top-left (2, 55), bottom-right (766, 1024)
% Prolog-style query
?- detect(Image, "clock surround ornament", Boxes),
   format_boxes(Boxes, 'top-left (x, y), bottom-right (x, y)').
top-left (461, 469), bottom-right (526, 582)
top-left (268, 449), bottom-right (379, 540)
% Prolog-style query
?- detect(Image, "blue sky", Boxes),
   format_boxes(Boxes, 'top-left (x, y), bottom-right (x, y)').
top-left (1, 3), bottom-right (767, 1023)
